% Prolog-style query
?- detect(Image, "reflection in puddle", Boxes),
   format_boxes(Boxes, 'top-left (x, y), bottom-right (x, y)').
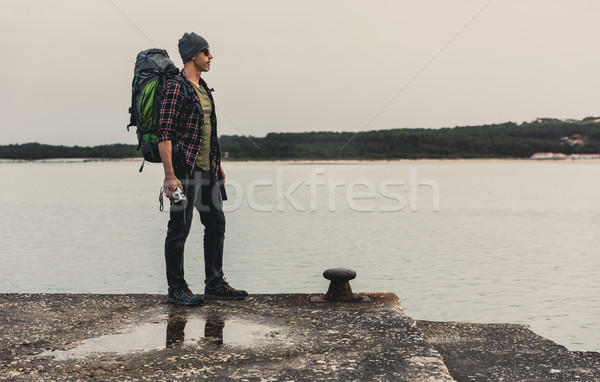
top-left (38, 313), bottom-right (279, 360)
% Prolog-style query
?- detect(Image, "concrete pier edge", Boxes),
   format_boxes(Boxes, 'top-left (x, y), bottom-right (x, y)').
top-left (1, 293), bottom-right (598, 381)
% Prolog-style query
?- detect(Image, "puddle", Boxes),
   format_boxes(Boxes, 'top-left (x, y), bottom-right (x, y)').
top-left (38, 316), bottom-right (281, 360)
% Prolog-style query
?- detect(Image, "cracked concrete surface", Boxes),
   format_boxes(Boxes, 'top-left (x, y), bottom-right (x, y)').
top-left (0, 293), bottom-right (452, 381)
top-left (1, 293), bottom-right (597, 381)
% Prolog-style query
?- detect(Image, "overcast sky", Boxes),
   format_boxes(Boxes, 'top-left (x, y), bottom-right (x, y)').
top-left (2, 0), bottom-right (599, 146)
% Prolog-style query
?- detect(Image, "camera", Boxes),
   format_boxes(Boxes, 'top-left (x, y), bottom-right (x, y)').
top-left (171, 187), bottom-right (187, 204)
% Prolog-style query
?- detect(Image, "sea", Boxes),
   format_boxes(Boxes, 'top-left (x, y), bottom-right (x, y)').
top-left (1, 159), bottom-right (598, 352)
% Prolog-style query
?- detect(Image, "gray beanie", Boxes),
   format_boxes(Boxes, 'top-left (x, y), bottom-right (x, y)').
top-left (178, 32), bottom-right (209, 63)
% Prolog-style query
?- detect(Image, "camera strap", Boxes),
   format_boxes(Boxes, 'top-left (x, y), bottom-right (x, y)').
top-left (159, 187), bottom-right (165, 212)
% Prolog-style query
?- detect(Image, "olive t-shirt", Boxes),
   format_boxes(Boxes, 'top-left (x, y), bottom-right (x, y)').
top-left (191, 82), bottom-right (213, 171)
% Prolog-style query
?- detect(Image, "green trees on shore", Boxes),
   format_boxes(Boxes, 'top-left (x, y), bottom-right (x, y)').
top-left (220, 120), bottom-right (600, 160)
top-left (0, 143), bottom-right (138, 160)
top-left (2, 120), bottom-right (600, 160)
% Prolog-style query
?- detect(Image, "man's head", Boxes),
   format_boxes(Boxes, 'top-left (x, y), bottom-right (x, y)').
top-left (178, 32), bottom-right (209, 64)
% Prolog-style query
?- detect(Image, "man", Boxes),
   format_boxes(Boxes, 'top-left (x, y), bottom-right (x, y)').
top-left (157, 32), bottom-right (247, 305)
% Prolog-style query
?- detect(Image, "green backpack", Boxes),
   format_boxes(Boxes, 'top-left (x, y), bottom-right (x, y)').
top-left (127, 48), bottom-right (188, 171)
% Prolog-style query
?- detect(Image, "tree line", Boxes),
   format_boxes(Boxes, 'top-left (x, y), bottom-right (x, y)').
top-left (2, 120), bottom-right (600, 160)
top-left (0, 143), bottom-right (138, 160)
top-left (221, 120), bottom-right (600, 160)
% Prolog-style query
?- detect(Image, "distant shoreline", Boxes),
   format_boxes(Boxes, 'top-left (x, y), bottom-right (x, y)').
top-left (2, 158), bottom-right (600, 164)
top-left (3, 119), bottom-right (600, 161)
top-left (0, 158), bottom-right (141, 163)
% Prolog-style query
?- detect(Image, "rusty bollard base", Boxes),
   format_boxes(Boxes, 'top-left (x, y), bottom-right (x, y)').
top-left (309, 294), bottom-right (371, 303)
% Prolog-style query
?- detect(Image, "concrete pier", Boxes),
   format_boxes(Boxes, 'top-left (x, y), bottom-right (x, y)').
top-left (1, 293), bottom-right (598, 381)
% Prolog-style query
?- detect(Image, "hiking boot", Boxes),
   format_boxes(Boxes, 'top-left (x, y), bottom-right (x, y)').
top-left (204, 279), bottom-right (248, 300)
top-left (167, 286), bottom-right (203, 306)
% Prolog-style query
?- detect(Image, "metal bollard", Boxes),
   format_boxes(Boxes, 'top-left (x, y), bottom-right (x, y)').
top-left (310, 268), bottom-right (370, 303)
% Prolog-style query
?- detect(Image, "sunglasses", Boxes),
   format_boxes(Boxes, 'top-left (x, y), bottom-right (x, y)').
top-left (202, 48), bottom-right (211, 56)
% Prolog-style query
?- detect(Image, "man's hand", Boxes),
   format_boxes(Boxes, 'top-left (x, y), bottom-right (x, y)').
top-left (158, 140), bottom-right (181, 198)
top-left (220, 164), bottom-right (226, 183)
top-left (164, 175), bottom-right (182, 198)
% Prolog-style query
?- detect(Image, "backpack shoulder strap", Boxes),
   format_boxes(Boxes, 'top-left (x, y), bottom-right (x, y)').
top-left (166, 76), bottom-right (191, 99)
top-left (168, 76), bottom-right (204, 117)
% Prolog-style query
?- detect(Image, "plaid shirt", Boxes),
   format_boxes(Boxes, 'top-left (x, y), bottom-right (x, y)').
top-left (157, 70), bottom-right (222, 180)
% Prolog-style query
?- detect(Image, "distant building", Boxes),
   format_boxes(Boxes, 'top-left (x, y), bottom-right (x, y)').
top-left (568, 154), bottom-right (600, 159)
top-left (530, 152), bottom-right (568, 160)
top-left (530, 152), bottom-right (600, 160)
top-left (560, 134), bottom-right (587, 146)
top-left (534, 118), bottom-right (563, 124)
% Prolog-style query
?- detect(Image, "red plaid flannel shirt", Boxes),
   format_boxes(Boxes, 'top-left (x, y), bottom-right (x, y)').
top-left (157, 70), bottom-right (222, 180)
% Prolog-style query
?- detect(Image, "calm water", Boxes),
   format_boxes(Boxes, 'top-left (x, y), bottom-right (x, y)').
top-left (1, 159), bottom-right (599, 351)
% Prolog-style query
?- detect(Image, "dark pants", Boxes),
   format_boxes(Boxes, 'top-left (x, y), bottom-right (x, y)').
top-left (165, 165), bottom-right (225, 291)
